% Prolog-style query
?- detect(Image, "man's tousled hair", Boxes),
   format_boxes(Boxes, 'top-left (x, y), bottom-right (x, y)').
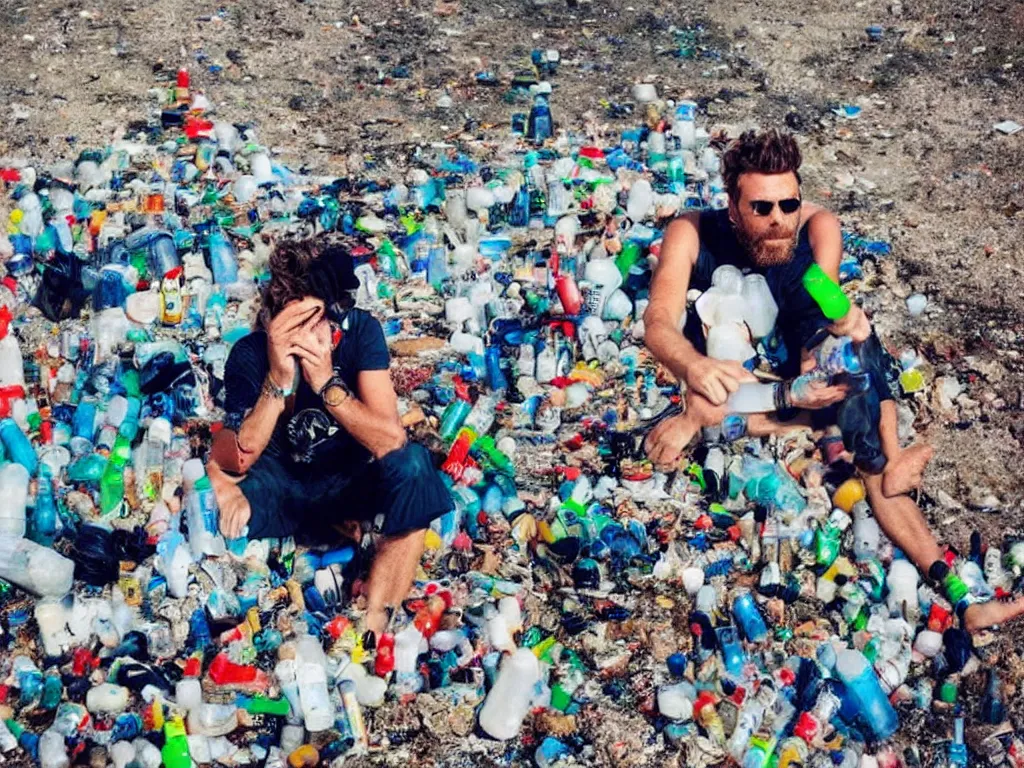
top-left (722, 129), bottom-right (802, 202)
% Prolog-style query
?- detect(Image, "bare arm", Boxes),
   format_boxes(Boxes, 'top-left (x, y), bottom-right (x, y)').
top-left (643, 214), bottom-right (702, 381)
top-left (324, 370), bottom-right (407, 460)
top-left (805, 203), bottom-right (871, 342)
top-left (293, 322), bottom-right (407, 460)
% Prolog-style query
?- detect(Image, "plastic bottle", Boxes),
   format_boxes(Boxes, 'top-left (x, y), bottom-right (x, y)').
top-left (478, 648), bottom-right (541, 740)
top-left (741, 274), bottom-right (779, 339)
top-left (295, 635), bottom-right (333, 732)
top-left (851, 501), bottom-right (880, 561)
top-left (732, 591), bottom-right (769, 642)
top-left (526, 94), bottom-right (553, 144)
top-left (0, 462), bottom-right (30, 536)
top-left (99, 452), bottom-right (126, 516)
top-left (673, 101), bottom-right (698, 149)
top-left (802, 263), bottom-right (851, 320)
top-left (727, 684), bottom-right (776, 761)
top-left (207, 227), bottom-right (239, 286)
top-left (0, 307), bottom-right (25, 395)
top-left (0, 533), bottom-right (74, 597)
top-left (1, 418), bottom-right (37, 473)
top-left (812, 336), bottom-right (862, 376)
top-left (833, 649), bottom-right (898, 740)
top-left (161, 716), bottom-right (191, 768)
top-left (727, 382), bottom-right (783, 414)
top-left (38, 729), bottom-right (68, 768)
top-left (32, 470), bottom-right (57, 546)
top-left (185, 468), bottom-right (225, 558)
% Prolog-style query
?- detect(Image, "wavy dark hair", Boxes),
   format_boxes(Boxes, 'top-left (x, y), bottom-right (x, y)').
top-left (256, 237), bottom-right (357, 329)
top-left (721, 129), bottom-right (802, 202)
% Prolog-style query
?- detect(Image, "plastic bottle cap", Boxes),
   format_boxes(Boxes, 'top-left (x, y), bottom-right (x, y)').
top-left (148, 417), bottom-right (172, 446)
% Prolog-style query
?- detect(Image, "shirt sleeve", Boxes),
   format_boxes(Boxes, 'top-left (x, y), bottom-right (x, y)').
top-left (222, 333), bottom-right (269, 431)
top-left (348, 310), bottom-right (390, 371)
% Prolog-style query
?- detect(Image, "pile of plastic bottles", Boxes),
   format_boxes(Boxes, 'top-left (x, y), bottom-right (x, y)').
top-left (0, 66), bottom-right (1017, 768)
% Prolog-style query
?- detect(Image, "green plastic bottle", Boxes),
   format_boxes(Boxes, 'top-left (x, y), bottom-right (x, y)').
top-left (614, 240), bottom-right (642, 279)
top-left (802, 263), bottom-right (850, 320)
top-left (99, 455), bottom-right (126, 515)
top-left (161, 716), bottom-right (191, 768)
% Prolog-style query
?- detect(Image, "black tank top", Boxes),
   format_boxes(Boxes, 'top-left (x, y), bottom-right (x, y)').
top-left (681, 208), bottom-right (828, 378)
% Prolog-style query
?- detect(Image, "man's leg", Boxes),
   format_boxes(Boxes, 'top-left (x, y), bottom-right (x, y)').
top-left (877, 399), bottom-right (934, 497)
top-left (209, 453), bottom-right (299, 540)
top-left (364, 530), bottom-right (425, 637)
top-left (350, 442), bottom-right (453, 638)
top-left (863, 472), bottom-right (1024, 632)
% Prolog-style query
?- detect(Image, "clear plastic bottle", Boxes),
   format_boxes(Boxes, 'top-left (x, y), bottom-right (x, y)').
top-left (726, 382), bottom-right (782, 414)
top-left (478, 648), bottom-right (541, 740)
top-left (295, 635), bottom-right (333, 732)
top-left (833, 649), bottom-right (898, 740)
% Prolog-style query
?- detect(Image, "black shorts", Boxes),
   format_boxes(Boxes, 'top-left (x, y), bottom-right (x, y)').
top-left (238, 442), bottom-right (452, 540)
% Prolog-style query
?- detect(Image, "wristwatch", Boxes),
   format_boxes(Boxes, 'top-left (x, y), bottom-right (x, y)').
top-left (319, 373), bottom-right (351, 408)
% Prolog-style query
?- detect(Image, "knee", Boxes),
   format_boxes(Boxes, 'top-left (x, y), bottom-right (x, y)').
top-left (376, 442), bottom-right (435, 483)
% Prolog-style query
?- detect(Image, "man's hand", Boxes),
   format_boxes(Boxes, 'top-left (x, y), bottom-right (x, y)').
top-left (788, 374), bottom-right (850, 410)
top-left (683, 358), bottom-right (757, 406)
top-left (293, 319), bottom-right (335, 394)
top-left (828, 305), bottom-right (871, 344)
top-left (644, 409), bottom-right (726, 471)
top-left (266, 298), bottom-right (324, 388)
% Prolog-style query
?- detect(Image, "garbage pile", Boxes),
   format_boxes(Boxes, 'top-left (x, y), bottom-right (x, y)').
top-left (0, 67), bottom-right (1017, 768)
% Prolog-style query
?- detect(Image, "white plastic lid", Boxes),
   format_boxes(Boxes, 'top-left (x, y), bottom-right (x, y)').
top-left (147, 417), bottom-right (172, 446)
top-left (182, 458), bottom-right (206, 487)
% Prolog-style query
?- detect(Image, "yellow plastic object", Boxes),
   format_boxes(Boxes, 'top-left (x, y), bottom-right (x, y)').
top-left (833, 478), bottom-right (866, 512)
top-left (287, 745), bottom-right (320, 768)
top-left (423, 529), bottom-right (442, 551)
top-left (899, 368), bottom-right (925, 394)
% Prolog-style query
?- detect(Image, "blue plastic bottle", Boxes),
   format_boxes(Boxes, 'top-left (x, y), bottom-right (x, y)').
top-left (716, 626), bottom-right (747, 678)
top-left (32, 470), bottom-right (57, 545)
top-left (72, 401), bottom-right (98, 442)
top-left (0, 419), bottom-right (37, 474)
top-left (732, 591), bottom-right (769, 642)
top-left (527, 95), bottom-right (553, 144)
top-left (833, 649), bottom-right (898, 740)
top-left (207, 227), bottom-right (239, 286)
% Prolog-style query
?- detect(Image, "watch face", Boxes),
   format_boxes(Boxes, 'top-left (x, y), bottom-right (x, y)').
top-left (323, 385), bottom-right (346, 407)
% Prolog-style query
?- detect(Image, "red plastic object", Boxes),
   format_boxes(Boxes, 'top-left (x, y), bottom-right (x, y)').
top-left (184, 115), bottom-right (214, 140)
top-left (325, 615), bottom-right (351, 640)
top-left (412, 595), bottom-right (446, 639)
top-left (375, 633), bottom-right (395, 677)
top-left (208, 653), bottom-right (269, 690)
top-left (0, 169), bottom-right (21, 183)
top-left (441, 428), bottom-right (475, 480)
top-left (927, 602), bottom-right (952, 633)
top-left (555, 274), bottom-right (582, 315)
top-left (176, 68), bottom-right (190, 90)
top-left (793, 711), bottom-right (819, 743)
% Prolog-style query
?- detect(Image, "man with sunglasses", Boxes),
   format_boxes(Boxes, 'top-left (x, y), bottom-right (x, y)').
top-left (206, 239), bottom-right (452, 643)
top-left (643, 128), bottom-right (1024, 632)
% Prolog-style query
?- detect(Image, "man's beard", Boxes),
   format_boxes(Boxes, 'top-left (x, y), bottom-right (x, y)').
top-left (734, 222), bottom-right (798, 267)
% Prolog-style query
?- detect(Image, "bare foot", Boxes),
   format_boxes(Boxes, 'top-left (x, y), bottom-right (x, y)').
top-left (881, 443), bottom-right (934, 498)
top-left (208, 461), bottom-right (252, 539)
top-left (963, 595), bottom-right (1024, 634)
top-left (363, 606), bottom-right (388, 638)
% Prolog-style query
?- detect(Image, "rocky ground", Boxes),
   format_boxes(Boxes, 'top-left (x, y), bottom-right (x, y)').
top-left (1, 0), bottom-right (1023, 764)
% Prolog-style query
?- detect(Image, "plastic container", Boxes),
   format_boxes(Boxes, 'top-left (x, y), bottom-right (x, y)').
top-left (0, 462), bottom-right (30, 536)
top-left (478, 648), bottom-right (541, 740)
top-left (0, 418), bottom-right (37, 474)
top-left (741, 274), bottom-right (779, 339)
top-left (727, 383), bottom-right (780, 414)
top-left (0, 534), bottom-right (75, 597)
top-left (802, 263), bottom-right (850, 320)
top-left (732, 590), bottom-right (769, 642)
top-left (295, 635), bottom-right (333, 732)
top-left (833, 649), bottom-right (898, 740)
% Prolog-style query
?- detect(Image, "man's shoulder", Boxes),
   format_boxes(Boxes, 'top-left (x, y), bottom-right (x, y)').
top-left (226, 329), bottom-right (268, 367)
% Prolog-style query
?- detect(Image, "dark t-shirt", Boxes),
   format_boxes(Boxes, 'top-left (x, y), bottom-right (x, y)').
top-left (223, 308), bottom-right (390, 474)
top-left (683, 209), bottom-right (830, 379)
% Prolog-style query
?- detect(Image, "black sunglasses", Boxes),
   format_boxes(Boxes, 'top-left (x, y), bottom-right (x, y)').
top-left (749, 198), bottom-right (802, 216)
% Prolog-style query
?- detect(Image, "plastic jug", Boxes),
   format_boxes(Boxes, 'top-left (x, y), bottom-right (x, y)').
top-left (741, 273), bottom-right (778, 339)
top-left (478, 648), bottom-right (541, 740)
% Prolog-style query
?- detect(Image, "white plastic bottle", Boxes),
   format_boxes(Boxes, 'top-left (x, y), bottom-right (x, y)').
top-left (39, 728), bottom-right (69, 768)
top-left (886, 559), bottom-right (920, 621)
top-left (0, 533), bottom-right (75, 597)
top-left (583, 258), bottom-right (623, 319)
top-left (295, 635), bottom-right (333, 732)
top-left (478, 648), bottom-right (541, 740)
top-left (851, 501), bottom-right (880, 561)
top-left (0, 462), bottom-right (30, 536)
top-left (726, 382), bottom-right (780, 414)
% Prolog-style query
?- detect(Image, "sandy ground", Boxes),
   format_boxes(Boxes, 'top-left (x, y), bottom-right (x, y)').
top-left (1, 0), bottom-right (1023, 763)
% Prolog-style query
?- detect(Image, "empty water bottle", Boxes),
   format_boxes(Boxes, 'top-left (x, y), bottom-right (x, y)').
top-left (478, 648), bottom-right (540, 740)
